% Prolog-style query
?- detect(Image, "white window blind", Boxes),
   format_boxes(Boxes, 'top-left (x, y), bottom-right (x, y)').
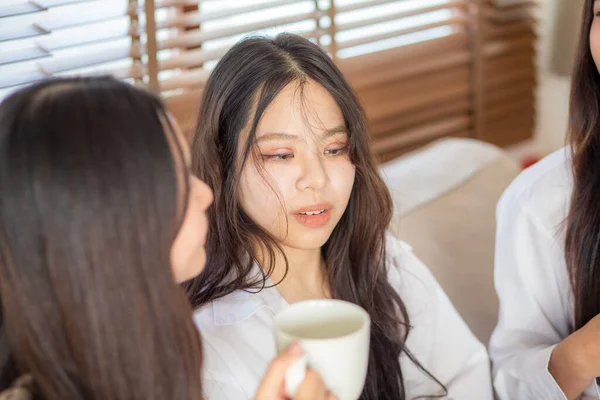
top-left (0, 0), bottom-right (146, 99)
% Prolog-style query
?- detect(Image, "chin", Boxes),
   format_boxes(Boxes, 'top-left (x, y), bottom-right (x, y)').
top-left (174, 250), bottom-right (206, 283)
top-left (283, 228), bottom-right (334, 251)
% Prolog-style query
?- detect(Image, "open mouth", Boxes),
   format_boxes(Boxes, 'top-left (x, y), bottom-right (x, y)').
top-left (298, 209), bottom-right (326, 216)
top-left (293, 204), bottom-right (332, 228)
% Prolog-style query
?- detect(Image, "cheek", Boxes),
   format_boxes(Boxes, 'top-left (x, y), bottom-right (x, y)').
top-left (591, 23), bottom-right (600, 69)
top-left (180, 200), bottom-right (202, 240)
top-left (239, 165), bottom-right (289, 223)
top-left (170, 200), bottom-right (205, 280)
top-left (328, 161), bottom-right (356, 199)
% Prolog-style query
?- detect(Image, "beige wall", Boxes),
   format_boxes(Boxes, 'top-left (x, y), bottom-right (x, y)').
top-left (533, 0), bottom-right (580, 153)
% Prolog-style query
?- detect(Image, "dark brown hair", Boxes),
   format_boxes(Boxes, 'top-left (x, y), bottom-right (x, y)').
top-left (0, 77), bottom-right (203, 399)
top-left (566, 0), bottom-right (600, 330)
top-left (186, 34), bottom-right (444, 399)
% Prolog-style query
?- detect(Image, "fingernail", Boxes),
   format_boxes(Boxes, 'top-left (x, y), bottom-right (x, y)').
top-left (288, 341), bottom-right (303, 356)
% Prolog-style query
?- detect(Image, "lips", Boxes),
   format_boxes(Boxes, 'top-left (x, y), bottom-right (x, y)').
top-left (293, 202), bottom-right (333, 228)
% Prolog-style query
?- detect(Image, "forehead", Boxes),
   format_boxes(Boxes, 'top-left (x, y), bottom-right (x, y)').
top-left (256, 79), bottom-right (344, 136)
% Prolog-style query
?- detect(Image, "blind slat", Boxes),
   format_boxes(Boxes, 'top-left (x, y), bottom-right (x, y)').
top-left (0, 46), bottom-right (49, 66)
top-left (0, 56), bottom-right (144, 90)
top-left (336, 1), bottom-right (467, 32)
top-left (0, 22), bottom-right (47, 42)
top-left (484, 52), bottom-right (534, 75)
top-left (372, 115), bottom-right (470, 153)
top-left (338, 31), bottom-right (468, 75)
top-left (486, 98), bottom-right (533, 121)
top-left (485, 67), bottom-right (535, 89)
top-left (483, 33), bottom-right (535, 58)
top-left (0, 2), bottom-right (43, 18)
top-left (157, 11), bottom-right (318, 51)
top-left (35, 6), bottom-right (128, 31)
top-left (370, 96), bottom-right (471, 137)
top-left (337, 16), bottom-right (466, 50)
top-left (158, 27), bottom-right (316, 71)
top-left (157, 0), bottom-right (309, 29)
top-left (40, 0), bottom-right (98, 6)
top-left (350, 50), bottom-right (470, 90)
top-left (336, 0), bottom-right (403, 14)
top-left (160, 68), bottom-right (211, 91)
top-left (485, 19), bottom-right (535, 40)
top-left (153, 0), bottom-right (198, 9)
top-left (486, 85), bottom-right (533, 107)
top-left (362, 70), bottom-right (470, 120)
top-left (40, 42), bottom-right (140, 75)
top-left (483, 1), bottom-right (535, 22)
top-left (1, 3), bottom-right (129, 42)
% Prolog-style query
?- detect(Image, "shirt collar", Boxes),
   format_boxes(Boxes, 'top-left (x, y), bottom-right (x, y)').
top-left (212, 264), bottom-right (288, 326)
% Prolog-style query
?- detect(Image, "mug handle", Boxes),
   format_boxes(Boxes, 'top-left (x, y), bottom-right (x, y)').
top-left (284, 353), bottom-right (308, 397)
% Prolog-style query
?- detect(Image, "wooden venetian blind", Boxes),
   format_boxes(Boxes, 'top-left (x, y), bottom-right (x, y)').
top-left (0, 0), bottom-right (146, 99)
top-left (473, 0), bottom-right (536, 147)
top-left (156, 0), bottom-right (478, 156)
top-left (0, 0), bottom-right (537, 159)
top-left (332, 0), bottom-right (472, 161)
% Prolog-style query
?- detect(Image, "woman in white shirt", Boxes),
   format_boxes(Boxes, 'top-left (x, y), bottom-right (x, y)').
top-left (490, 1), bottom-right (600, 399)
top-left (186, 33), bottom-right (492, 400)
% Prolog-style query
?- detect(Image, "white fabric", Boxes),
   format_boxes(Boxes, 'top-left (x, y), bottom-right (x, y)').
top-left (194, 233), bottom-right (493, 399)
top-left (379, 138), bottom-right (504, 217)
top-left (489, 147), bottom-right (600, 399)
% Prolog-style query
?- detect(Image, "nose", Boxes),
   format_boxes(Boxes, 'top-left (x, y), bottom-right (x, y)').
top-left (296, 153), bottom-right (328, 192)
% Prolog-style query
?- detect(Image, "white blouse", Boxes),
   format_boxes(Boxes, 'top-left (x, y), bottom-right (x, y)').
top-left (489, 147), bottom-right (600, 399)
top-left (194, 233), bottom-right (493, 399)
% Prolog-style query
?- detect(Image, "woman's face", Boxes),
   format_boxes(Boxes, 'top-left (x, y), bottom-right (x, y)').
top-left (169, 119), bottom-right (214, 283)
top-left (238, 80), bottom-right (356, 251)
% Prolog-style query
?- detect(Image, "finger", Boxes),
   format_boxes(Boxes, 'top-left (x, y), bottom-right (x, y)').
top-left (254, 342), bottom-right (303, 399)
top-left (293, 369), bottom-right (328, 400)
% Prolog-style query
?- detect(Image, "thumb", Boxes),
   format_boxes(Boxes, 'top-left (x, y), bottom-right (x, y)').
top-left (255, 342), bottom-right (303, 399)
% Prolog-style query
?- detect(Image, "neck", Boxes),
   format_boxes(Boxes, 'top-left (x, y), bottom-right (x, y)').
top-left (259, 244), bottom-right (330, 304)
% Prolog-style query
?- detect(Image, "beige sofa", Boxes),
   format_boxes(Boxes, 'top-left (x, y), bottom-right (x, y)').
top-left (380, 138), bottom-right (521, 345)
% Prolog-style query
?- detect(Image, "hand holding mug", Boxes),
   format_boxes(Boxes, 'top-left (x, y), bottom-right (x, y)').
top-left (255, 341), bottom-right (338, 400)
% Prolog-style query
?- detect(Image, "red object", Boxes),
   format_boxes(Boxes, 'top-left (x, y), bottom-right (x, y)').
top-left (521, 154), bottom-right (540, 169)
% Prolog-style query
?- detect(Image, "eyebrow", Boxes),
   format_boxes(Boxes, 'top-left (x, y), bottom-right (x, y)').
top-left (256, 125), bottom-right (348, 142)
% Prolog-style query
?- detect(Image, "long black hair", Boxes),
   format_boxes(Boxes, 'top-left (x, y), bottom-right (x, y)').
top-left (0, 77), bottom-right (204, 399)
top-left (565, 0), bottom-right (600, 331)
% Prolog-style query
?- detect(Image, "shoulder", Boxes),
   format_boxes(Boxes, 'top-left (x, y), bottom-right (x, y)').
top-left (384, 232), bottom-right (440, 309)
top-left (498, 148), bottom-right (572, 232)
top-left (192, 289), bottom-right (280, 398)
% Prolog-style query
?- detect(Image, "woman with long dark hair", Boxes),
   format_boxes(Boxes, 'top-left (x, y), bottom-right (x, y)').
top-left (187, 33), bottom-right (492, 400)
top-left (0, 76), bottom-right (334, 400)
top-left (490, 2), bottom-right (600, 399)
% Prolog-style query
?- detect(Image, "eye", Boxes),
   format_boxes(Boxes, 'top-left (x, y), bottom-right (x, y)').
top-left (324, 145), bottom-right (349, 156)
top-left (262, 153), bottom-right (294, 161)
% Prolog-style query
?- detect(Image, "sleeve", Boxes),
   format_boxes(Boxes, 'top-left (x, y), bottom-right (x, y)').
top-left (386, 234), bottom-right (494, 400)
top-left (489, 192), bottom-right (570, 400)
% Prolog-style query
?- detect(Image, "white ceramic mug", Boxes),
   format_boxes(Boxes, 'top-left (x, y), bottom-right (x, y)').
top-left (274, 299), bottom-right (371, 400)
